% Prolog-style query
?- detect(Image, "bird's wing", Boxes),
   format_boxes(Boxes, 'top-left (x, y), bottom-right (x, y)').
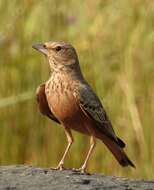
top-left (74, 84), bottom-right (124, 147)
top-left (36, 83), bottom-right (60, 124)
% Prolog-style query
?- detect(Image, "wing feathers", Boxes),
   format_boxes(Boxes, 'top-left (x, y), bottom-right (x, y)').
top-left (36, 84), bottom-right (60, 124)
top-left (74, 85), bottom-right (125, 148)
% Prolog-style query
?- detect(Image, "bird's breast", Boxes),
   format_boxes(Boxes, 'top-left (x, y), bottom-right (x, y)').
top-left (45, 77), bottom-right (93, 135)
top-left (45, 78), bottom-right (80, 123)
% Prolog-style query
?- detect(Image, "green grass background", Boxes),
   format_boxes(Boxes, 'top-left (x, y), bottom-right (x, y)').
top-left (0, 0), bottom-right (154, 179)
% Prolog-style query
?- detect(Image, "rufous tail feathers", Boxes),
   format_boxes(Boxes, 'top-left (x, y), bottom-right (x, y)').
top-left (101, 134), bottom-right (135, 168)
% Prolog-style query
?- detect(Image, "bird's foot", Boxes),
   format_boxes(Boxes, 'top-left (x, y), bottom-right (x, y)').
top-left (50, 161), bottom-right (65, 171)
top-left (72, 166), bottom-right (87, 174)
top-left (50, 166), bottom-right (65, 171)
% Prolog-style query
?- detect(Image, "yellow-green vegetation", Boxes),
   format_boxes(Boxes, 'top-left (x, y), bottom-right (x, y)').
top-left (0, 0), bottom-right (154, 179)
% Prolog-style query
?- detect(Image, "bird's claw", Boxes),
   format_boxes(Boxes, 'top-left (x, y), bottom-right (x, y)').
top-left (50, 163), bottom-right (65, 171)
top-left (72, 167), bottom-right (87, 174)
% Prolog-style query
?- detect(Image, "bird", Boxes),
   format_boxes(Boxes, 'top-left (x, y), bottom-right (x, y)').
top-left (32, 41), bottom-right (135, 173)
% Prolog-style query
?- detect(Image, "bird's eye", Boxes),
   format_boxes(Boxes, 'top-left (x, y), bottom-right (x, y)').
top-left (55, 46), bottom-right (62, 51)
top-left (43, 44), bottom-right (47, 48)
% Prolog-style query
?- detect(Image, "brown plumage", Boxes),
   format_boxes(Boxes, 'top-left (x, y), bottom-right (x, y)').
top-left (36, 84), bottom-right (60, 123)
top-left (32, 41), bottom-right (135, 172)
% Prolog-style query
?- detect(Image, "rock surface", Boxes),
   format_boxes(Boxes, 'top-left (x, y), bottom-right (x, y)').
top-left (0, 165), bottom-right (154, 190)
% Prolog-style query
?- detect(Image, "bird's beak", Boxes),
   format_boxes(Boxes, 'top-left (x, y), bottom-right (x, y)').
top-left (32, 43), bottom-right (48, 55)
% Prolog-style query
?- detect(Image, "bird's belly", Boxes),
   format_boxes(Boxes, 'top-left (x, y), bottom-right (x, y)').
top-left (47, 90), bottom-right (90, 135)
top-left (49, 92), bottom-right (77, 119)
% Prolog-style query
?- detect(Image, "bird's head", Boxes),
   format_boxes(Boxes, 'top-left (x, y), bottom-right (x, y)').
top-left (32, 41), bottom-right (79, 71)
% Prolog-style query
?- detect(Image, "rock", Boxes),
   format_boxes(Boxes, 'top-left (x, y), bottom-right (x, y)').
top-left (0, 165), bottom-right (153, 190)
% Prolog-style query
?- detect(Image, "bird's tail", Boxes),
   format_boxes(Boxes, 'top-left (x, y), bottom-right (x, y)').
top-left (101, 134), bottom-right (135, 168)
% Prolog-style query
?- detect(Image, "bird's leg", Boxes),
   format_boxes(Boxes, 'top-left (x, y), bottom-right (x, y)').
top-left (54, 127), bottom-right (74, 170)
top-left (76, 136), bottom-right (96, 173)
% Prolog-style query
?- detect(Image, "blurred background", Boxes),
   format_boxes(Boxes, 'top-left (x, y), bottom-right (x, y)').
top-left (0, 0), bottom-right (154, 179)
